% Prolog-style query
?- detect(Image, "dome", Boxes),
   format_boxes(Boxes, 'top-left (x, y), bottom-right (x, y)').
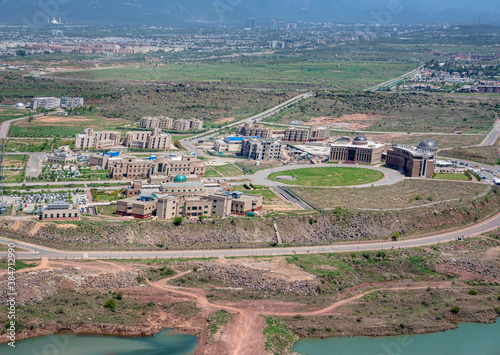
top-left (15, 103), bottom-right (25, 107)
top-left (353, 135), bottom-right (367, 142)
top-left (417, 139), bottom-right (438, 151)
top-left (173, 175), bottom-right (187, 183)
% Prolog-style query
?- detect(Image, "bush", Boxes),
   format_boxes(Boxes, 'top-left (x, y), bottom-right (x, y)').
top-left (173, 217), bottom-right (183, 226)
top-left (104, 298), bottom-right (116, 310)
top-left (468, 290), bottom-right (478, 295)
top-left (415, 195), bottom-right (423, 201)
top-left (450, 306), bottom-right (461, 314)
top-left (392, 231), bottom-right (400, 241)
top-left (427, 196), bottom-right (434, 202)
top-left (113, 291), bottom-right (124, 300)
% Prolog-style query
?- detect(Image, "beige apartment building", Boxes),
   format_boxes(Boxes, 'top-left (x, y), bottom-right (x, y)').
top-left (123, 129), bottom-right (172, 150)
top-left (140, 116), bottom-right (204, 131)
top-left (74, 128), bottom-right (121, 150)
top-left (284, 125), bottom-right (330, 142)
top-left (238, 123), bottom-right (273, 138)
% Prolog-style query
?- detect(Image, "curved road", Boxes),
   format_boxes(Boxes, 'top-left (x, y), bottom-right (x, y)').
top-left (1, 211), bottom-right (499, 260)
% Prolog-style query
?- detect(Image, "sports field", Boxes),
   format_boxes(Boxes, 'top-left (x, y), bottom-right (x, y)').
top-left (268, 167), bottom-right (384, 187)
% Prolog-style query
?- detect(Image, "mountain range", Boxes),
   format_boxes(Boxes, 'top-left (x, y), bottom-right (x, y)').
top-left (1, 0), bottom-right (499, 26)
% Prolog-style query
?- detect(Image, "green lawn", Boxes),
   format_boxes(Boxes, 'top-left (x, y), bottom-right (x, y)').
top-left (204, 167), bottom-right (222, 178)
top-left (238, 188), bottom-right (280, 202)
top-left (0, 108), bottom-right (28, 123)
top-left (434, 173), bottom-right (470, 181)
top-left (215, 164), bottom-right (243, 177)
top-left (97, 205), bottom-right (119, 217)
top-left (268, 167), bottom-right (384, 187)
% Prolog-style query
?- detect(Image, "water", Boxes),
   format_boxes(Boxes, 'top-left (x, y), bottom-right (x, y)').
top-left (292, 321), bottom-right (500, 355)
top-left (0, 328), bottom-right (197, 355)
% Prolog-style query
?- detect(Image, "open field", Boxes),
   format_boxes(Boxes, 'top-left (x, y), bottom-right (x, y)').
top-left (204, 167), bottom-right (222, 178)
top-left (0, 71), bottom-right (289, 123)
top-left (434, 173), bottom-right (470, 181)
top-left (238, 188), bottom-right (280, 202)
top-left (54, 61), bottom-right (419, 90)
top-left (291, 179), bottom-right (489, 210)
top-left (3, 155), bottom-right (28, 167)
top-left (9, 113), bottom-right (130, 138)
top-left (268, 167), bottom-right (384, 187)
top-left (214, 164), bottom-right (243, 177)
top-left (3, 168), bottom-right (25, 183)
top-left (263, 92), bottom-right (499, 133)
top-left (362, 133), bottom-right (485, 149)
top-left (0, 108), bottom-right (27, 123)
top-left (440, 143), bottom-right (500, 166)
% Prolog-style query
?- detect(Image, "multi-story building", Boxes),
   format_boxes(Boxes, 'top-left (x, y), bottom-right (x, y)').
top-left (115, 193), bottom-right (158, 219)
top-left (45, 152), bottom-right (77, 164)
top-left (173, 118), bottom-right (204, 131)
top-left (240, 138), bottom-right (283, 161)
top-left (90, 154), bottom-right (206, 180)
top-left (40, 201), bottom-right (80, 221)
top-left (230, 191), bottom-right (263, 216)
top-left (284, 125), bottom-right (330, 142)
top-left (385, 140), bottom-right (438, 178)
top-left (238, 123), bottom-right (273, 138)
top-left (123, 128), bottom-right (172, 150)
top-left (60, 96), bottom-right (84, 108)
top-left (74, 128), bottom-right (121, 150)
top-left (140, 116), bottom-right (174, 130)
top-left (329, 135), bottom-right (386, 164)
top-left (30, 97), bottom-right (61, 110)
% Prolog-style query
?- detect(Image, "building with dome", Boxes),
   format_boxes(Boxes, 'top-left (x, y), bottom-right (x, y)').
top-left (386, 140), bottom-right (438, 178)
top-left (13, 102), bottom-right (26, 109)
top-left (329, 135), bottom-right (387, 164)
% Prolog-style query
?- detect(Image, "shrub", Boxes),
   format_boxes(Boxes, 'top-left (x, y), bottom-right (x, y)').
top-left (415, 195), bottom-right (423, 201)
top-left (104, 298), bottom-right (116, 310)
top-left (427, 196), bottom-right (434, 202)
top-left (468, 290), bottom-right (478, 295)
top-left (450, 306), bottom-right (461, 314)
top-left (173, 217), bottom-right (183, 226)
top-left (392, 231), bottom-right (400, 241)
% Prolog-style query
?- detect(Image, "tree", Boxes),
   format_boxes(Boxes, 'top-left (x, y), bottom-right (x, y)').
top-left (392, 231), bottom-right (400, 241)
top-left (173, 217), bottom-right (183, 226)
top-left (15, 49), bottom-right (26, 57)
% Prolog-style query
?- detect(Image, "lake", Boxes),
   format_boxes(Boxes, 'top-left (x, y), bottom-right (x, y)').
top-left (0, 328), bottom-right (198, 355)
top-left (292, 321), bottom-right (500, 355)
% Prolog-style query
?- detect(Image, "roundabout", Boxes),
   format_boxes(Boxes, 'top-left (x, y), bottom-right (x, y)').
top-left (268, 166), bottom-right (385, 187)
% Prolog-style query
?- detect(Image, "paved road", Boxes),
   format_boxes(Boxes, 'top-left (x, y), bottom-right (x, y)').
top-left (25, 153), bottom-right (44, 178)
top-left (364, 66), bottom-right (424, 92)
top-left (480, 118), bottom-right (500, 146)
top-left (273, 186), bottom-right (312, 210)
top-left (2, 211), bottom-right (499, 260)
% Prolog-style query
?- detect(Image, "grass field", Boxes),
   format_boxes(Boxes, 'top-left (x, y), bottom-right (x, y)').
top-left (291, 180), bottom-right (487, 210)
top-left (238, 188), bottom-right (280, 202)
top-left (3, 155), bottom-right (28, 167)
top-left (9, 112), bottom-right (130, 138)
top-left (0, 108), bottom-right (27, 123)
top-left (204, 167), bottom-right (222, 177)
top-left (55, 61), bottom-right (419, 89)
top-left (268, 167), bottom-right (384, 187)
top-left (434, 173), bottom-right (470, 181)
top-left (214, 164), bottom-right (243, 177)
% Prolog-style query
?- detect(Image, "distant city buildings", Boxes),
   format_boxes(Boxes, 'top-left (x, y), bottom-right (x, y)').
top-left (284, 126), bottom-right (330, 143)
top-left (140, 116), bottom-right (203, 131)
top-left (245, 18), bottom-right (255, 30)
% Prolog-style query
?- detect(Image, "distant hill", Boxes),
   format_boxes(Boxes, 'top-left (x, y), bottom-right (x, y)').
top-left (0, 0), bottom-right (499, 26)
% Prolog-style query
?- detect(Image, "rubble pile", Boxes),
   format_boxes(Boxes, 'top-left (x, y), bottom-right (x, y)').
top-left (190, 262), bottom-right (320, 295)
top-left (442, 258), bottom-right (499, 281)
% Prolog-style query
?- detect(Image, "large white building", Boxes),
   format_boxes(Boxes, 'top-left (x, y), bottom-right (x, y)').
top-left (74, 128), bottom-right (121, 150)
top-left (123, 129), bottom-right (172, 150)
top-left (30, 96), bottom-right (84, 110)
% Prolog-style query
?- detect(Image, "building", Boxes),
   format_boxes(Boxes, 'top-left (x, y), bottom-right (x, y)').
top-left (238, 123), bottom-right (273, 138)
top-left (60, 96), bottom-right (84, 108)
top-left (173, 118), bottom-right (204, 131)
top-left (160, 175), bottom-right (206, 196)
top-left (240, 138), bottom-right (283, 161)
top-left (92, 154), bottom-right (205, 180)
top-left (213, 136), bottom-right (259, 153)
top-left (329, 135), bottom-right (386, 164)
top-left (123, 128), bottom-right (172, 150)
top-left (386, 139), bottom-right (438, 178)
top-left (115, 194), bottom-right (158, 219)
top-left (74, 128), bottom-right (121, 150)
top-left (140, 116), bottom-right (174, 129)
top-left (40, 201), bottom-right (80, 221)
top-left (45, 152), bottom-right (77, 164)
top-left (230, 191), bottom-right (263, 216)
top-left (284, 125), bottom-right (330, 142)
top-left (30, 97), bottom-right (61, 110)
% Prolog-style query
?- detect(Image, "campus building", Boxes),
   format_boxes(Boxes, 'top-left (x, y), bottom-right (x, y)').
top-left (60, 96), bottom-right (84, 108)
top-left (140, 116), bottom-right (204, 131)
top-left (40, 201), bottom-right (81, 221)
top-left (123, 128), bottom-right (172, 150)
top-left (45, 152), bottom-right (77, 164)
top-left (385, 139), bottom-right (438, 178)
top-left (90, 153), bottom-right (206, 180)
top-left (284, 125), bottom-right (330, 142)
top-left (115, 193), bottom-right (158, 219)
top-left (238, 123), bottom-right (273, 138)
top-left (74, 128), bottom-right (121, 150)
top-left (30, 97), bottom-right (61, 110)
top-left (329, 135), bottom-right (386, 164)
top-left (240, 138), bottom-right (283, 161)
